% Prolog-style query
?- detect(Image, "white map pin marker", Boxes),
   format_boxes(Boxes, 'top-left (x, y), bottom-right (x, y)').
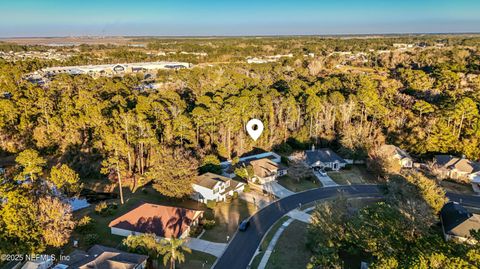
top-left (246, 119), bottom-right (264, 141)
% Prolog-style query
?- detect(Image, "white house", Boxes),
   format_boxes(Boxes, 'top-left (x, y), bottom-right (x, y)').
top-left (305, 147), bottom-right (347, 171)
top-left (192, 172), bottom-right (245, 203)
top-left (108, 203), bottom-right (203, 239)
top-left (379, 144), bottom-right (413, 168)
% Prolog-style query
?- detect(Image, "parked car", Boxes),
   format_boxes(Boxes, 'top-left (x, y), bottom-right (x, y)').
top-left (239, 219), bottom-right (250, 231)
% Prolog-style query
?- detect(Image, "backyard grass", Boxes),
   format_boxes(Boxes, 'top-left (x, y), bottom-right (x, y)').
top-left (327, 165), bottom-right (377, 185)
top-left (277, 175), bottom-right (321, 192)
top-left (200, 198), bottom-right (257, 243)
top-left (265, 220), bottom-right (311, 269)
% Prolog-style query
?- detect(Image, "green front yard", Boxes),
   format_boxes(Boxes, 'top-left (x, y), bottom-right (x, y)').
top-left (265, 220), bottom-right (311, 269)
top-left (200, 199), bottom-right (257, 242)
top-left (277, 175), bottom-right (321, 192)
top-left (327, 165), bottom-right (377, 185)
top-left (250, 216), bottom-right (290, 268)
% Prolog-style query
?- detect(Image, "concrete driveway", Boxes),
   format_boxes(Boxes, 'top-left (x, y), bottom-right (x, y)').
top-left (184, 238), bottom-right (227, 257)
top-left (262, 181), bottom-right (295, 198)
top-left (313, 170), bottom-right (339, 187)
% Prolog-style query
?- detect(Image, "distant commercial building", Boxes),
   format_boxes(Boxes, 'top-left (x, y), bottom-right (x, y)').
top-left (39, 61), bottom-right (191, 77)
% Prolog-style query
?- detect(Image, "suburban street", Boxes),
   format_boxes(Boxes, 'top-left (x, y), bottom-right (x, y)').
top-left (213, 185), bottom-right (480, 269)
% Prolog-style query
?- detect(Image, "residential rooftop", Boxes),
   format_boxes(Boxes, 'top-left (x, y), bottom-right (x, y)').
top-left (108, 203), bottom-right (203, 238)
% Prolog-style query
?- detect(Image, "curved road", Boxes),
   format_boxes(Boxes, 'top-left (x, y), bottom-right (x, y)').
top-left (213, 185), bottom-right (480, 269)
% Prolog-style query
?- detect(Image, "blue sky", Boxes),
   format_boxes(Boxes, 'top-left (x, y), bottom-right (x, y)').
top-left (1, 0), bottom-right (480, 37)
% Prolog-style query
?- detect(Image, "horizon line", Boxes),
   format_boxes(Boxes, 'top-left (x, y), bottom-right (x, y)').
top-left (2, 32), bottom-right (480, 40)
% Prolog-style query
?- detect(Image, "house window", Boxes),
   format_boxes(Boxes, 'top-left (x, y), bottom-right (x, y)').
top-left (213, 188), bottom-right (219, 194)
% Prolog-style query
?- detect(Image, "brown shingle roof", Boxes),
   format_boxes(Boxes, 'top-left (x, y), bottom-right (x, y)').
top-left (250, 158), bottom-right (282, 178)
top-left (108, 203), bottom-right (203, 238)
top-left (434, 155), bottom-right (480, 174)
top-left (195, 172), bottom-right (229, 189)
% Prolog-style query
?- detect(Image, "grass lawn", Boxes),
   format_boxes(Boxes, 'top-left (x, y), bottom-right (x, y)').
top-left (327, 165), bottom-right (377, 185)
top-left (201, 198), bottom-right (257, 242)
top-left (265, 220), bottom-right (311, 269)
top-left (250, 216), bottom-right (290, 268)
top-left (277, 175), bottom-right (321, 192)
top-left (164, 250), bottom-right (216, 269)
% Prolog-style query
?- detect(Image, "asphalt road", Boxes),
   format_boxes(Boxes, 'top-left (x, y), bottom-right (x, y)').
top-left (213, 185), bottom-right (382, 269)
top-left (213, 185), bottom-right (480, 269)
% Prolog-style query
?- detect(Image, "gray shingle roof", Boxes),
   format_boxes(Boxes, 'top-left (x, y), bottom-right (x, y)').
top-left (60, 245), bottom-right (148, 269)
top-left (440, 202), bottom-right (480, 238)
top-left (305, 148), bottom-right (347, 166)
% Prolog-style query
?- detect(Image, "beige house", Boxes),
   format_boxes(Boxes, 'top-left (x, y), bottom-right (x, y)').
top-left (379, 144), bottom-right (413, 168)
top-left (249, 158), bottom-right (288, 184)
top-left (433, 155), bottom-right (480, 192)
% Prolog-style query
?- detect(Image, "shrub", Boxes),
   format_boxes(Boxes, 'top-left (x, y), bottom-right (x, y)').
top-left (206, 200), bottom-right (217, 209)
top-left (232, 191), bottom-right (239, 199)
top-left (280, 156), bottom-right (290, 166)
top-left (85, 233), bottom-right (99, 246)
top-left (225, 196), bottom-right (232, 204)
top-left (142, 188), bottom-right (148, 194)
top-left (202, 219), bottom-right (216, 230)
top-left (189, 225), bottom-right (203, 237)
top-left (243, 184), bottom-right (250, 193)
top-left (95, 201), bottom-right (108, 214)
top-left (95, 201), bottom-right (117, 216)
top-left (76, 216), bottom-right (95, 234)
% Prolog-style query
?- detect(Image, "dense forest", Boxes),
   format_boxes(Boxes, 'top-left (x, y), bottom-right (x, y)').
top-left (0, 35), bottom-right (480, 257)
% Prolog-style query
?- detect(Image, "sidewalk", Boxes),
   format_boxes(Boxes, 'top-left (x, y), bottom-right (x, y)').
top-left (257, 219), bottom-right (294, 269)
top-left (286, 209), bottom-right (312, 223)
top-left (184, 238), bottom-right (227, 257)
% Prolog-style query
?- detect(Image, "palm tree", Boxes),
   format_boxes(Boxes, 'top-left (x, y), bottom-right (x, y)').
top-left (159, 237), bottom-right (191, 269)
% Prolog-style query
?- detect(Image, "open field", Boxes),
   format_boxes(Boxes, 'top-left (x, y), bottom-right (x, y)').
top-left (327, 165), bottom-right (377, 185)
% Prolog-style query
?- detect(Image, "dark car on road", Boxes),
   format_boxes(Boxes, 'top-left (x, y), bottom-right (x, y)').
top-left (239, 219), bottom-right (250, 231)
